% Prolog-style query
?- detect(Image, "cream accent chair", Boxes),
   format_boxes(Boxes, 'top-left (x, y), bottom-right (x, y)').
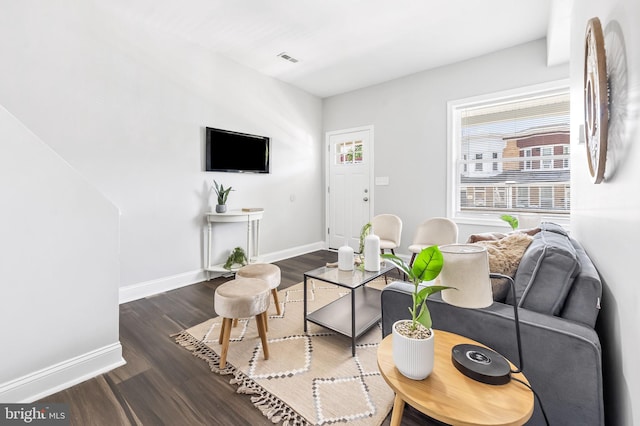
top-left (371, 214), bottom-right (403, 255)
top-left (408, 217), bottom-right (458, 265)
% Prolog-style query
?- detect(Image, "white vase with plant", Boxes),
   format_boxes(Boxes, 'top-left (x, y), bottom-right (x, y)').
top-left (382, 246), bottom-right (451, 380)
top-left (212, 180), bottom-right (234, 213)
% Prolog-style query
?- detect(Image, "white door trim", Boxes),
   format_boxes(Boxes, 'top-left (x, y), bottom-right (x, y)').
top-left (325, 125), bottom-right (375, 249)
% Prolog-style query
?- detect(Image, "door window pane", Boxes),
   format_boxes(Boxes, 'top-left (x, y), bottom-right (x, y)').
top-left (336, 140), bottom-right (363, 165)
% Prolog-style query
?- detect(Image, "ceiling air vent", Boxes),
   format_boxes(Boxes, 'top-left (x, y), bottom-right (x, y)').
top-left (277, 52), bottom-right (299, 63)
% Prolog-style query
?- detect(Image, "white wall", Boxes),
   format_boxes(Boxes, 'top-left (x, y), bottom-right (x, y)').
top-left (571, 1), bottom-right (640, 424)
top-left (0, 105), bottom-right (122, 401)
top-left (0, 1), bottom-right (324, 296)
top-left (323, 39), bottom-right (569, 248)
top-left (0, 0), bottom-right (323, 400)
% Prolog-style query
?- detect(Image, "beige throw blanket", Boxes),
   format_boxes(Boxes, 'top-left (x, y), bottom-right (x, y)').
top-left (474, 232), bottom-right (534, 301)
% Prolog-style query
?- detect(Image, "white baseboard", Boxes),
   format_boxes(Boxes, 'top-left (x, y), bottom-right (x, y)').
top-left (258, 241), bottom-right (326, 263)
top-left (0, 342), bottom-right (125, 403)
top-left (119, 241), bottom-right (327, 304)
top-left (119, 269), bottom-right (207, 304)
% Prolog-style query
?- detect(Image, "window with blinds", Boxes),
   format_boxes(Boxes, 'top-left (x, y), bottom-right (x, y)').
top-left (448, 83), bottom-right (570, 221)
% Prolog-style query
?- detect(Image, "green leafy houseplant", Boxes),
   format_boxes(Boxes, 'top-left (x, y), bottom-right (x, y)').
top-left (500, 214), bottom-right (519, 230)
top-left (358, 222), bottom-right (372, 254)
top-left (382, 246), bottom-right (451, 336)
top-left (212, 180), bottom-right (234, 205)
top-left (224, 247), bottom-right (247, 270)
top-left (354, 222), bottom-right (372, 269)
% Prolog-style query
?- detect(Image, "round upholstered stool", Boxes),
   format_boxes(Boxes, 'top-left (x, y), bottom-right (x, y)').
top-left (236, 263), bottom-right (282, 316)
top-left (214, 277), bottom-right (270, 368)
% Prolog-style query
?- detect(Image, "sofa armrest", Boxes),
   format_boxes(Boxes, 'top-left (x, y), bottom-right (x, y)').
top-left (381, 281), bottom-right (604, 426)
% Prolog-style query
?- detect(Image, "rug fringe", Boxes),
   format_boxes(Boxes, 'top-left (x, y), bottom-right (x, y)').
top-left (173, 331), bottom-right (308, 425)
top-left (233, 371), bottom-right (308, 425)
top-left (173, 331), bottom-right (234, 375)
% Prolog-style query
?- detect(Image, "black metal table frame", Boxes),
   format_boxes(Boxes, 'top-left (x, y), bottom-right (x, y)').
top-left (303, 263), bottom-right (395, 356)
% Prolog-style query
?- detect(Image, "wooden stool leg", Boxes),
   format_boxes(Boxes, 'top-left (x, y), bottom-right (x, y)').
top-left (255, 312), bottom-right (269, 360)
top-left (219, 318), bottom-right (233, 368)
top-left (218, 317), bottom-right (227, 344)
top-left (232, 318), bottom-right (239, 327)
top-left (271, 288), bottom-right (281, 315)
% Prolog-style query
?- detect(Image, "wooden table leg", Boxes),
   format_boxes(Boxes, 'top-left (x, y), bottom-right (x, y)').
top-left (390, 394), bottom-right (406, 426)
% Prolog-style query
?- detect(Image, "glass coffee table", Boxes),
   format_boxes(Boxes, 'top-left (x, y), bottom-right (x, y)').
top-left (303, 262), bottom-right (396, 356)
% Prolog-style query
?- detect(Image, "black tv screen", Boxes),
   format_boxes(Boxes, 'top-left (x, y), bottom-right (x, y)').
top-left (205, 127), bottom-right (270, 173)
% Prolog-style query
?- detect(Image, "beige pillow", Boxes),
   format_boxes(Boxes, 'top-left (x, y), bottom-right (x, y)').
top-left (510, 227), bottom-right (541, 237)
top-left (474, 233), bottom-right (534, 301)
top-left (466, 232), bottom-right (507, 243)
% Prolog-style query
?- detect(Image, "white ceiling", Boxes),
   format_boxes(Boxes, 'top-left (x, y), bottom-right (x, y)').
top-left (96, 0), bottom-right (571, 98)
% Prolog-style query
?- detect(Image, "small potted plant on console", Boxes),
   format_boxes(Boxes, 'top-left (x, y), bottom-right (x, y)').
top-left (212, 180), bottom-right (234, 213)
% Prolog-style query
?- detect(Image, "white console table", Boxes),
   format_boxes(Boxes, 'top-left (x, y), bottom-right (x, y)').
top-left (205, 209), bottom-right (264, 276)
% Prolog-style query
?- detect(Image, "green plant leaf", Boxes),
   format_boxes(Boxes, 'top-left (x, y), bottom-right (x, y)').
top-left (415, 302), bottom-right (425, 321)
top-left (381, 253), bottom-right (412, 278)
top-left (415, 285), bottom-right (454, 330)
top-left (417, 285), bottom-right (453, 299)
top-left (500, 214), bottom-right (519, 230)
top-left (416, 304), bottom-right (433, 329)
top-left (411, 246), bottom-right (443, 282)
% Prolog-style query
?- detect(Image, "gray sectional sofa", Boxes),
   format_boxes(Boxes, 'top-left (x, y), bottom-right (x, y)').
top-left (380, 222), bottom-right (603, 425)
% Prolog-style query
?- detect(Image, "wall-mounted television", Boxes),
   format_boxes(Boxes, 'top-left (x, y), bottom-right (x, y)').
top-left (205, 127), bottom-right (270, 173)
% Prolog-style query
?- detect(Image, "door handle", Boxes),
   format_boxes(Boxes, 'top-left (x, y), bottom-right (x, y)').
top-left (363, 197), bottom-right (369, 202)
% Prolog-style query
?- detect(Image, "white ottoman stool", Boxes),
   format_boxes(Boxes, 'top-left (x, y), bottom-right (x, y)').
top-left (236, 263), bottom-right (282, 316)
top-left (214, 277), bottom-right (270, 369)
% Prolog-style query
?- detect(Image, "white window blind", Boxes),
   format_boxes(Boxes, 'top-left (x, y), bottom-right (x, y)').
top-left (450, 84), bottom-right (570, 220)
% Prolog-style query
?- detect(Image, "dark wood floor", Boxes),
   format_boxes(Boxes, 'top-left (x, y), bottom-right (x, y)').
top-left (40, 250), bottom-right (433, 425)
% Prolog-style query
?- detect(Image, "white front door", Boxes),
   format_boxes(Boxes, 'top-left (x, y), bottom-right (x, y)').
top-left (326, 126), bottom-right (373, 250)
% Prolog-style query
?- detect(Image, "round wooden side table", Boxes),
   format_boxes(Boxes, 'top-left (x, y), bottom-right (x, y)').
top-left (377, 330), bottom-right (534, 426)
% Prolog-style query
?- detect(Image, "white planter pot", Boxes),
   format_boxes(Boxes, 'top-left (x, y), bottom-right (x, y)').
top-left (392, 320), bottom-right (435, 380)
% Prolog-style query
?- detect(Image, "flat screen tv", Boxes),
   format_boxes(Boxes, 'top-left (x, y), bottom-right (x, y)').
top-left (205, 127), bottom-right (270, 173)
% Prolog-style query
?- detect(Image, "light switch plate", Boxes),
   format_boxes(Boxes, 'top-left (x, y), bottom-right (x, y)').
top-left (375, 176), bottom-right (389, 186)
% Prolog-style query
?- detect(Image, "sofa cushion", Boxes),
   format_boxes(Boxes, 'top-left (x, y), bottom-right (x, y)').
top-left (515, 225), bottom-right (581, 316)
top-left (539, 221), bottom-right (569, 236)
top-left (473, 233), bottom-right (533, 302)
top-left (560, 238), bottom-right (602, 327)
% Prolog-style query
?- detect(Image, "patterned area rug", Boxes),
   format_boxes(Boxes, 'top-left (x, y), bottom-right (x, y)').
top-left (174, 278), bottom-right (393, 425)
